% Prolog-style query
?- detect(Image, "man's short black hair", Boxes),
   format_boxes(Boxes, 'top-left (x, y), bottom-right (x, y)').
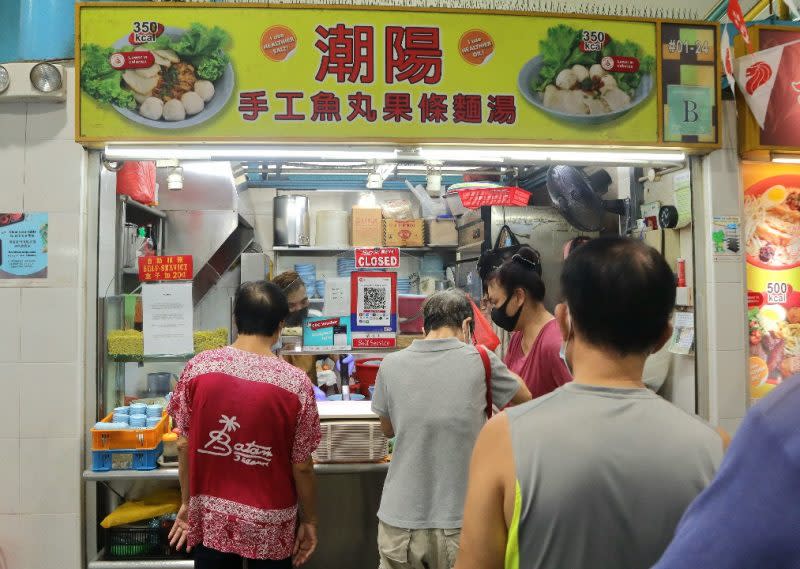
top-left (561, 236), bottom-right (676, 356)
top-left (234, 281), bottom-right (289, 337)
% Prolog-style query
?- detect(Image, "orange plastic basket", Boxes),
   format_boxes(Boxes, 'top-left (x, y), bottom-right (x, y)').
top-left (91, 413), bottom-right (170, 451)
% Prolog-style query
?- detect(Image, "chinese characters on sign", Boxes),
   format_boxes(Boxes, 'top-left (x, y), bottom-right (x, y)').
top-left (137, 255), bottom-right (193, 282)
top-left (0, 213), bottom-right (48, 279)
top-left (236, 23), bottom-right (516, 126)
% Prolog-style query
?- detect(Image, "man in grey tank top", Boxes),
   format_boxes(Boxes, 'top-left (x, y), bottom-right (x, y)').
top-left (455, 236), bottom-right (728, 569)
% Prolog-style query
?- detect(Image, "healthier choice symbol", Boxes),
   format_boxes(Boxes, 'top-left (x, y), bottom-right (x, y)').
top-left (745, 61), bottom-right (773, 95)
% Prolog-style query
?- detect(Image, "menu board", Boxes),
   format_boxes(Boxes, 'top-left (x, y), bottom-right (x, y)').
top-left (76, 4), bottom-right (719, 148)
top-left (742, 163), bottom-right (800, 402)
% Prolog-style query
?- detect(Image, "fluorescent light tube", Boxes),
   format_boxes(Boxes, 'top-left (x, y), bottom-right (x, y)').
top-left (417, 147), bottom-right (684, 165)
top-left (104, 145), bottom-right (398, 161)
top-left (771, 153), bottom-right (800, 164)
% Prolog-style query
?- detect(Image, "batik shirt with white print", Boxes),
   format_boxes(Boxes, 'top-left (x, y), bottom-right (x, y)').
top-left (168, 346), bottom-right (321, 560)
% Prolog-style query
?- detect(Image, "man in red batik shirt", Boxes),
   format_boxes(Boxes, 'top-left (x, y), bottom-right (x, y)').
top-left (167, 281), bottom-right (322, 568)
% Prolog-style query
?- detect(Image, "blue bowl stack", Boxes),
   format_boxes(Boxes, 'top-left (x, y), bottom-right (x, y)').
top-left (294, 264), bottom-right (317, 298)
top-left (397, 278), bottom-right (412, 295)
top-left (316, 279), bottom-right (326, 298)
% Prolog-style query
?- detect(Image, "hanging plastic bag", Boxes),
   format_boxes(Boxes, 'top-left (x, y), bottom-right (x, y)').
top-left (116, 161), bottom-right (157, 205)
top-left (469, 297), bottom-right (500, 351)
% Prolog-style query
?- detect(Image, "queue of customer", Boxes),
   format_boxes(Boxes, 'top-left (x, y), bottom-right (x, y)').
top-left (165, 235), bottom-right (759, 569)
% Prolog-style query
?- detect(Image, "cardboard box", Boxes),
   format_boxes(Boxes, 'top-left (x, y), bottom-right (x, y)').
top-left (384, 219), bottom-right (425, 247)
top-left (425, 218), bottom-right (457, 246)
top-left (351, 207), bottom-right (383, 246)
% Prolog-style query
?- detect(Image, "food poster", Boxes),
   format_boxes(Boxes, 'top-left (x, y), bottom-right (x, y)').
top-left (0, 213), bottom-right (48, 279)
top-left (76, 5), bottom-right (719, 146)
top-left (742, 163), bottom-right (800, 401)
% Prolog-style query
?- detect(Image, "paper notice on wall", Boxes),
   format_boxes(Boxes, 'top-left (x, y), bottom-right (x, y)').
top-left (142, 282), bottom-right (194, 356)
top-left (673, 172), bottom-right (692, 228)
top-left (669, 311), bottom-right (695, 355)
top-left (323, 277), bottom-right (351, 316)
top-left (0, 213), bottom-right (48, 279)
top-left (711, 216), bottom-right (743, 261)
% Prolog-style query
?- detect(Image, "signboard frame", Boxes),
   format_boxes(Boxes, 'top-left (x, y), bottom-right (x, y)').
top-left (75, 2), bottom-right (721, 151)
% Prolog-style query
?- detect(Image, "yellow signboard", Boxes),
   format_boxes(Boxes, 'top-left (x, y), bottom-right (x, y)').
top-left (76, 3), bottom-right (719, 147)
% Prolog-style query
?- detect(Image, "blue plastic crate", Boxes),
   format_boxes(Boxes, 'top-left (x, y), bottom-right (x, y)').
top-left (92, 443), bottom-right (163, 472)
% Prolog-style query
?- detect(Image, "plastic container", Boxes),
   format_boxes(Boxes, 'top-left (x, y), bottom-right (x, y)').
top-left (91, 412), bottom-right (169, 450)
top-left (162, 432), bottom-right (178, 462)
top-left (105, 521), bottom-right (171, 559)
top-left (399, 294), bottom-right (427, 334)
top-left (91, 443), bottom-right (163, 472)
top-left (354, 358), bottom-right (383, 396)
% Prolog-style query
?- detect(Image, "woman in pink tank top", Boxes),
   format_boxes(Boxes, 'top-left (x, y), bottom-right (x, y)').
top-left (485, 246), bottom-right (571, 398)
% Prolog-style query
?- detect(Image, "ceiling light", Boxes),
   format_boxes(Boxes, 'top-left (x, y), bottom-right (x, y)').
top-left (418, 147), bottom-right (685, 165)
top-left (104, 145), bottom-right (398, 162)
top-left (29, 62), bottom-right (62, 93)
top-left (0, 66), bottom-right (9, 94)
top-left (771, 153), bottom-right (800, 164)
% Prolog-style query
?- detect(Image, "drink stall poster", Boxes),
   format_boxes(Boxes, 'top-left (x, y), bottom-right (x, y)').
top-left (76, 4), bottom-right (719, 148)
top-left (742, 163), bottom-right (800, 402)
top-left (0, 213), bottom-right (48, 279)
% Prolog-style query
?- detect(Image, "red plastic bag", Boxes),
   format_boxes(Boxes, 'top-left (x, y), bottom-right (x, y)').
top-left (116, 161), bottom-right (157, 205)
top-left (469, 297), bottom-right (500, 351)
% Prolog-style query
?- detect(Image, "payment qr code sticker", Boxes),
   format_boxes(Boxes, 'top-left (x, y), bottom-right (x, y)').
top-left (357, 277), bottom-right (392, 327)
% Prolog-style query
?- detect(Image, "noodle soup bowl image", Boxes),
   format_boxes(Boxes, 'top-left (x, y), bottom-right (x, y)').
top-left (744, 175), bottom-right (800, 270)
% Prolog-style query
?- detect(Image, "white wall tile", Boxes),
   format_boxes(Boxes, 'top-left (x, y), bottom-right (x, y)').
top-left (715, 349), bottom-right (748, 420)
top-left (719, 417), bottom-right (743, 435)
top-left (0, 289), bottom-right (21, 362)
top-left (710, 258), bottom-right (744, 285)
top-left (23, 138), bottom-right (84, 214)
top-left (19, 363), bottom-right (81, 438)
top-left (0, 103), bottom-right (28, 145)
top-left (0, 439), bottom-right (19, 514)
top-left (0, 366), bottom-right (20, 438)
top-left (711, 282), bottom-right (747, 351)
top-left (41, 213), bottom-right (81, 288)
top-left (0, 513), bottom-right (80, 569)
top-left (19, 437), bottom-right (80, 514)
top-left (253, 214), bottom-right (274, 252)
top-left (26, 67), bottom-right (75, 142)
top-left (20, 288), bottom-right (78, 363)
top-left (0, 144), bottom-right (25, 212)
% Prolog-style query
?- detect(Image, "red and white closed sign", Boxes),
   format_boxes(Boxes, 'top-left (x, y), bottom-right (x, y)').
top-left (354, 247), bottom-right (400, 269)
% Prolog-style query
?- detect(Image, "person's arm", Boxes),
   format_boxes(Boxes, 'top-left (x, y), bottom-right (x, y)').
top-left (486, 350), bottom-right (531, 407)
top-left (292, 457), bottom-right (318, 567)
top-left (716, 426), bottom-right (732, 452)
top-left (168, 435), bottom-right (192, 551)
top-left (455, 414), bottom-right (515, 569)
top-left (378, 415), bottom-right (395, 438)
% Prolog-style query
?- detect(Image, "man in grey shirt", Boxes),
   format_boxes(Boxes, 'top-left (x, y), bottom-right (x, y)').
top-left (456, 236), bottom-right (728, 569)
top-left (372, 289), bottom-right (531, 569)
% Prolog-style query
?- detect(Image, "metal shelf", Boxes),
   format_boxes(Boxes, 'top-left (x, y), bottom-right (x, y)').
top-left (109, 353), bottom-right (194, 363)
top-left (272, 246), bottom-right (457, 254)
top-left (83, 461), bottom-right (389, 482)
top-left (89, 553), bottom-right (193, 569)
top-left (279, 347), bottom-right (398, 356)
top-left (120, 196), bottom-right (167, 219)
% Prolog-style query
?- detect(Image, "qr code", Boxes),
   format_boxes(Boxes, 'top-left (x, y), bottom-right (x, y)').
top-left (363, 287), bottom-right (387, 310)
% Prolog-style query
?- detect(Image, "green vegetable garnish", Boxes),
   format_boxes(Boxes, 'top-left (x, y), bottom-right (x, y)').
top-left (81, 23), bottom-right (231, 110)
top-left (532, 24), bottom-right (655, 98)
top-left (80, 44), bottom-right (136, 110)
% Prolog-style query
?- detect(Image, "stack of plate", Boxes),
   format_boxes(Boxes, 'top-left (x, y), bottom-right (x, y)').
top-left (295, 264), bottom-right (317, 297)
top-left (316, 279), bottom-right (326, 298)
top-left (337, 258), bottom-right (357, 277)
top-left (397, 278), bottom-right (412, 294)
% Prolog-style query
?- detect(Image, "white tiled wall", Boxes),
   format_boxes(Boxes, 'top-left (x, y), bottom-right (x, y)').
top-left (699, 101), bottom-right (748, 432)
top-left (0, 65), bottom-right (85, 569)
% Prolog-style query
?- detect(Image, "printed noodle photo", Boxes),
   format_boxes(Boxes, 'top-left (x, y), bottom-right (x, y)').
top-left (744, 183), bottom-right (800, 269)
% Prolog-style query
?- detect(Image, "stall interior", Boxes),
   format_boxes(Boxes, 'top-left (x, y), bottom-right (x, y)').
top-left (89, 148), bottom-right (698, 569)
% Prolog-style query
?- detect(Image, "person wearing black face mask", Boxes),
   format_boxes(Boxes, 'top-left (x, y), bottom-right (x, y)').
top-left (484, 246), bottom-right (571, 399)
top-left (272, 271), bottom-right (323, 384)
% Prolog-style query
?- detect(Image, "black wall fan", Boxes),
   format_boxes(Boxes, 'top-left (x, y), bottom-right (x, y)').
top-left (546, 165), bottom-right (630, 232)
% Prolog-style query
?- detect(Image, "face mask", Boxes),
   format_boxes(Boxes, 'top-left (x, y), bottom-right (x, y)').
top-left (491, 295), bottom-right (523, 332)
top-left (285, 306), bottom-right (309, 327)
top-left (559, 312), bottom-right (574, 376)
